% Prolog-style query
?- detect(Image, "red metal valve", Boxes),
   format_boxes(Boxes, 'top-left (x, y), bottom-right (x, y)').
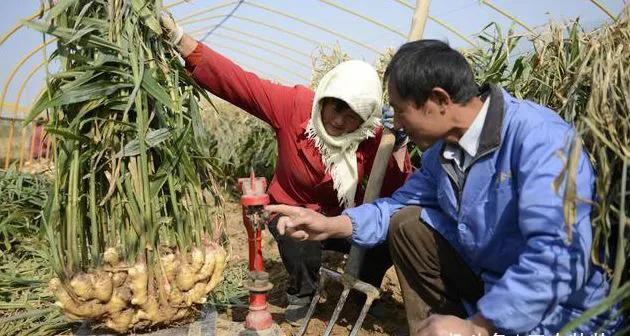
top-left (237, 170), bottom-right (278, 334)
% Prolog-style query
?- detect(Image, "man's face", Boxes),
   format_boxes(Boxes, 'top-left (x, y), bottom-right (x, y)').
top-left (320, 98), bottom-right (364, 136)
top-left (388, 81), bottom-right (451, 150)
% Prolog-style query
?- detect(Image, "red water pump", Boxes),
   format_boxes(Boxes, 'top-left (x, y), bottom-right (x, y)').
top-left (237, 170), bottom-right (280, 335)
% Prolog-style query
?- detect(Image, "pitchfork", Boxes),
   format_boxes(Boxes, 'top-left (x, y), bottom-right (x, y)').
top-left (294, 247), bottom-right (379, 336)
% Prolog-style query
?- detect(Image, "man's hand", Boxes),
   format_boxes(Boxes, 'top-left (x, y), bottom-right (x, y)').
top-left (416, 314), bottom-right (494, 336)
top-left (264, 204), bottom-right (353, 241)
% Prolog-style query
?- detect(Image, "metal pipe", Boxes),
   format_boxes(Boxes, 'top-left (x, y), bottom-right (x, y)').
top-left (2, 39), bottom-right (57, 169)
top-left (480, 0), bottom-right (534, 34)
top-left (177, 0), bottom-right (380, 53)
top-left (15, 61), bottom-right (47, 169)
top-left (183, 14), bottom-right (321, 46)
top-left (317, 0), bottom-right (406, 38)
top-left (191, 31), bottom-right (310, 69)
top-left (26, 86), bottom-right (46, 166)
top-left (187, 24), bottom-right (311, 58)
top-left (209, 41), bottom-right (309, 82)
top-left (229, 60), bottom-right (288, 84)
top-left (0, 4), bottom-right (47, 46)
top-left (164, 0), bottom-right (190, 9)
top-left (589, 0), bottom-right (617, 21)
top-left (237, 172), bottom-right (278, 334)
top-left (245, 1), bottom-right (380, 53)
top-left (177, 0), bottom-right (236, 23)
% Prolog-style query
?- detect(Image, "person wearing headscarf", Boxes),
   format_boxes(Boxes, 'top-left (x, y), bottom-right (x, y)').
top-left (161, 16), bottom-right (411, 324)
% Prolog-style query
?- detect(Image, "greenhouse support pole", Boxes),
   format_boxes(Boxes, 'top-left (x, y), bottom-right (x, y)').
top-left (408, 0), bottom-right (431, 41)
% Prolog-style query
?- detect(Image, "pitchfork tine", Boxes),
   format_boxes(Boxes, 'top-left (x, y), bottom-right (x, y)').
top-left (294, 293), bottom-right (320, 336)
top-left (349, 296), bottom-right (375, 336)
top-left (294, 247), bottom-right (379, 336)
top-left (294, 269), bottom-right (328, 336)
top-left (322, 287), bottom-right (351, 336)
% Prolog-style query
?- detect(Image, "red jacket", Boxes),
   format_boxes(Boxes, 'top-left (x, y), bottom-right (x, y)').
top-left (185, 43), bottom-right (412, 216)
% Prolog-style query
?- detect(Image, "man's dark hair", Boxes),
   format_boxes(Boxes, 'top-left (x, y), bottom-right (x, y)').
top-left (385, 40), bottom-right (478, 106)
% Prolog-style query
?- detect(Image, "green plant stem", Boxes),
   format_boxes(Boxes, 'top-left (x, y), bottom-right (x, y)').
top-left (611, 158), bottom-right (627, 291)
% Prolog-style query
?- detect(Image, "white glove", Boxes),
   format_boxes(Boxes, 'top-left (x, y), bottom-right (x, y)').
top-left (161, 13), bottom-right (184, 45)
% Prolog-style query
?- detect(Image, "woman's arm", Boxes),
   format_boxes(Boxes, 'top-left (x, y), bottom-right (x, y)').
top-left (176, 34), bottom-right (198, 58)
top-left (174, 34), bottom-right (311, 130)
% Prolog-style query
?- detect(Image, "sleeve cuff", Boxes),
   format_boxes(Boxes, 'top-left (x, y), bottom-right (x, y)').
top-left (183, 41), bottom-right (206, 72)
top-left (477, 291), bottom-right (539, 333)
top-left (342, 202), bottom-right (389, 248)
top-left (342, 207), bottom-right (364, 246)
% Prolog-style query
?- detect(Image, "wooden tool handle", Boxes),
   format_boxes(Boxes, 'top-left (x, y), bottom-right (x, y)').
top-left (362, 0), bottom-right (429, 205)
top-left (345, 1), bottom-right (430, 278)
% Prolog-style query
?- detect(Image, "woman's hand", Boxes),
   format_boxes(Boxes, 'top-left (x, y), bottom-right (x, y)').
top-left (265, 204), bottom-right (353, 241)
top-left (381, 106), bottom-right (409, 151)
top-left (160, 13), bottom-right (198, 57)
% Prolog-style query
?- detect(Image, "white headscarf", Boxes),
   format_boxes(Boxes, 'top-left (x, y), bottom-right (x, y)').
top-left (305, 60), bottom-right (383, 208)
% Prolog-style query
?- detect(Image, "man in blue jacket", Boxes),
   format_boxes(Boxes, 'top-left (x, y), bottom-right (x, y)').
top-left (266, 40), bottom-right (621, 335)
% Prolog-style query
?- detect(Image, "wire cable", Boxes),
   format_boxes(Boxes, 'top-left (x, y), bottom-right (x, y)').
top-left (199, 0), bottom-right (245, 42)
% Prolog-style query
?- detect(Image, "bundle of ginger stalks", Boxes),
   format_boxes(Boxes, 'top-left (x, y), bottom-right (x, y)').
top-left (22, 0), bottom-right (228, 332)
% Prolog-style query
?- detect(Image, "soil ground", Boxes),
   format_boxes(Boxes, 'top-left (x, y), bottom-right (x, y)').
top-left (214, 202), bottom-right (410, 336)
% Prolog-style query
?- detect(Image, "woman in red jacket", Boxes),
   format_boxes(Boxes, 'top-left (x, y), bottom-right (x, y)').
top-left (163, 17), bottom-right (412, 324)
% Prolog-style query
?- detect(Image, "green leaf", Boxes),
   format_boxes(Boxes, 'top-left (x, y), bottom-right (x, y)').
top-left (141, 68), bottom-right (174, 110)
top-left (30, 82), bottom-right (132, 118)
top-left (115, 128), bottom-right (172, 158)
top-left (22, 20), bottom-right (120, 52)
top-left (46, 0), bottom-right (79, 20)
top-left (23, 91), bottom-right (52, 126)
top-left (146, 128), bottom-right (173, 147)
top-left (71, 98), bottom-right (106, 128)
top-left (130, 0), bottom-right (163, 35)
top-left (44, 126), bottom-right (91, 144)
top-left (558, 283), bottom-right (629, 334)
top-left (66, 27), bottom-right (98, 44)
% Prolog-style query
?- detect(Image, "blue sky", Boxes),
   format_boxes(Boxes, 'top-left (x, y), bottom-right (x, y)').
top-left (0, 0), bottom-right (626, 118)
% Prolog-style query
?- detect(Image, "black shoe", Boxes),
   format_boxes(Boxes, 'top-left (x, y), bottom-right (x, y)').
top-left (285, 294), bottom-right (312, 327)
top-left (366, 299), bottom-right (386, 319)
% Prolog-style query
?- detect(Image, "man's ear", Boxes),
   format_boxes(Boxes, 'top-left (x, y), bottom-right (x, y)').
top-left (428, 87), bottom-right (452, 109)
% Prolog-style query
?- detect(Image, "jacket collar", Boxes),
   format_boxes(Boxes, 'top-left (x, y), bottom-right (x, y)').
top-left (438, 83), bottom-right (505, 164)
top-left (476, 83), bottom-right (504, 156)
top-left (436, 83), bottom-right (506, 210)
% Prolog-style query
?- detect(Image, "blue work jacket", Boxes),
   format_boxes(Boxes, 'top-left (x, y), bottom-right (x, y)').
top-left (345, 85), bottom-right (621, 334)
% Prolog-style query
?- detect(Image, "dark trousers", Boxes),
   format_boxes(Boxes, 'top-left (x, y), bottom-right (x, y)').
top-left (388, 206), bottom-right (484, 333)
top-left (268, 215), bottom-right (392, 298)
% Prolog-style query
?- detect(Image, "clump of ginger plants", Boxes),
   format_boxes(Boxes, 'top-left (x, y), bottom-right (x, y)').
top-left (22, 0), bottom-right (228, 332)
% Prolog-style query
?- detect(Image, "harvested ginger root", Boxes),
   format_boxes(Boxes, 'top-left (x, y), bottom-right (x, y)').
top-left (50, 242), bottom-right (226, 333)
